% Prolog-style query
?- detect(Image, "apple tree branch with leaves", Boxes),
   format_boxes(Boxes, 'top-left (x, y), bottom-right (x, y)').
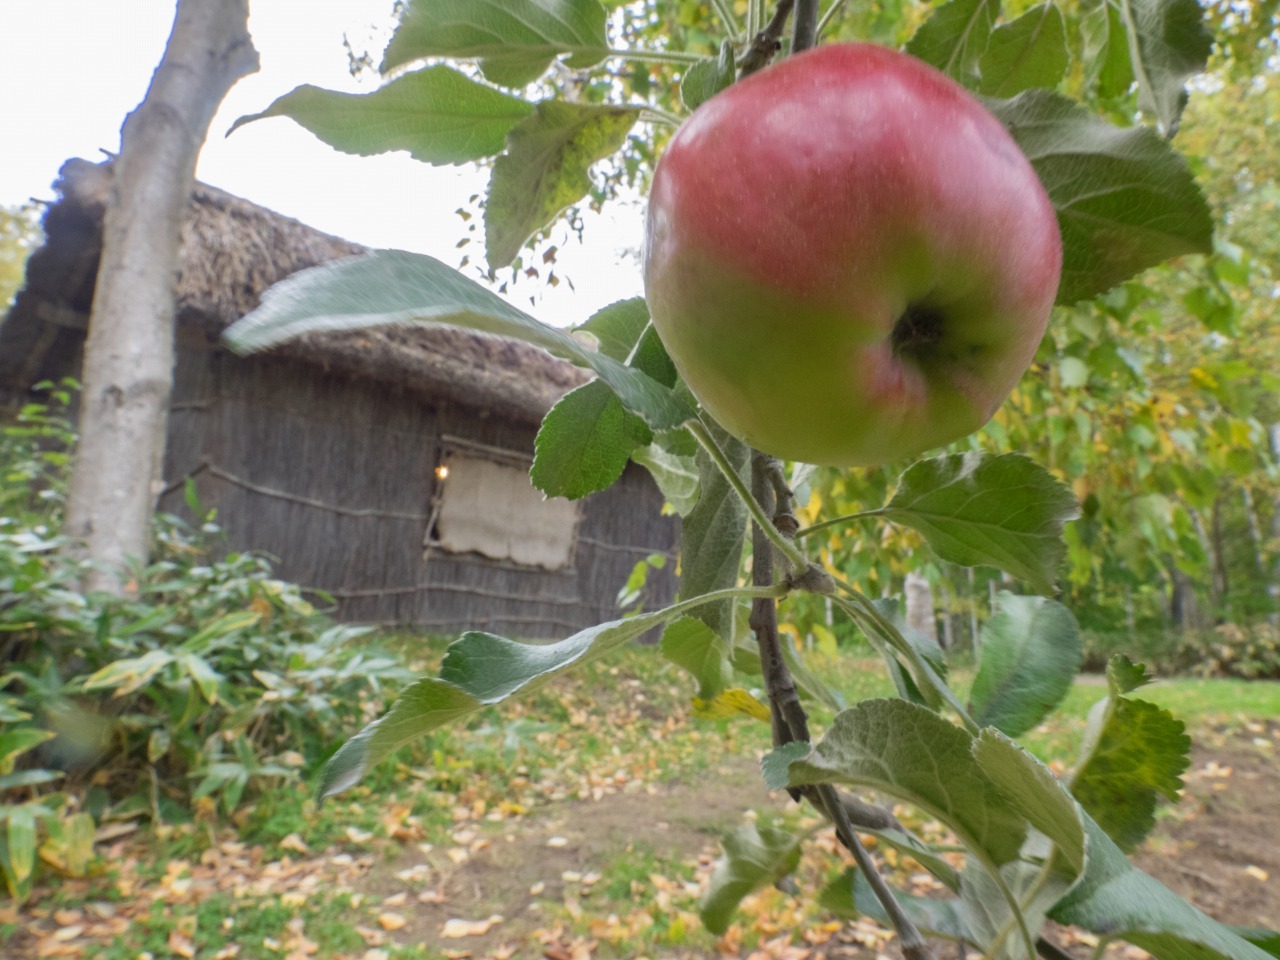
top-left (222, 1), bottom-right (1272, 958)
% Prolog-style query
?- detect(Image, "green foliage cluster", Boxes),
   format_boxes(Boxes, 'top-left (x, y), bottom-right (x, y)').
top-left (0, 400), bottom-right (412, 899)
top-left (0, 204), bottom-right (40, 311)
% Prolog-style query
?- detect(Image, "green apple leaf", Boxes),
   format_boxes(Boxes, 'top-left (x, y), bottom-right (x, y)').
top-left (319, 605), bottom-right (682, 797)
top-left (1106, 653), bottom-right (1155, 695)
top-left (678, 418), bottom-right (749, 644)
top-left (486, 101), bottom-right (639, 269)
top-left (381, 0), bottom-right (610, 88)
top-left (905, 0), bottom-right (1000, 86)
top-left (627, 323), bottom-right (678, 388)
top-left (1122, 0), bottom-right (1212, 136)
top-left (701, 822), bottom-right (803, 935)
top-left (880, 453), bottom-right (1080, 594)
top-left (1069, 657), bottom-right (1190, 853)
top-left (987, 89), bottom-right (1213, 303)
top-left (1050, 815), bottom-right (1273, 960)
top-left (681, 39), bottom-right (736, 111)
top-left (870, 597), bottom-right (947, 708)
top-left (962, 857), bottom-right (1071, 958)
top-left (1230, 929), bottom-right (1280, 959)
top-left (630, 441), bottom-right (700, 516)
top-left (763, 699), bottom-right (1027, 866)
top-left (977, 2), bottom-right (1068, 97)
top-left (227, 67), bottom-right (533, 165)
top-left (968, 593), bottom-right (1082, 737)
top-left (820, 868), bottom-right (970, 938)
top-left (1081, 0), bottom-right (1136, 98)
top-left (973, 729), bottom-right (1085, 875)
top-left (531, 379), bottom-right (652, 500)
top-left (573, 297), bottom-right (651, 362)
top-left (660, 616), bottom-right (733, 700)
top-left (222, 250), bottom-right (694, 432)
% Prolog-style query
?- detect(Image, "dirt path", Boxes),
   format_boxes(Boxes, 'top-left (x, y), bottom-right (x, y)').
top-left (364, 727), bottom-right (1280, 957)
top-left (1132, 723), bottom-right (1280, 930)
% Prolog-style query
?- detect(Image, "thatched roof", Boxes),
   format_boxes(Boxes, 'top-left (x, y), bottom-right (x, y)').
top-left (0, 158), bottom-right (589, 424)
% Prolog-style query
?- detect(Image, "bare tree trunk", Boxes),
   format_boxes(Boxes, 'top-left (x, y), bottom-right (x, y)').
top-left (967, 567), bottom-right (980, 655)
top-left (1210, 494), bottom-right (1228, 620)
top-left (904, 571), bottom-right (938, 645)
top-left (63, 1), bottom-right (257, 593)
top-left (1270, 424), bottom-right (1280, 624)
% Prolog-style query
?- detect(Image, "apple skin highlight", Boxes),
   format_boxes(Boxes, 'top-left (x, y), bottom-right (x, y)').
top-left (644, 42), bottom-right (1062, 467)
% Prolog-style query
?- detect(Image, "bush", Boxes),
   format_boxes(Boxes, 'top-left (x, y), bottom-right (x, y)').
top-left (0, 400), bottom-right (413, 898)
top-left (1083, 621), bottom-right (1280, 679)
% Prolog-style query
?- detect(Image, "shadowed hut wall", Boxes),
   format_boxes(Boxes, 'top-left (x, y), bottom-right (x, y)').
top-left (157, 348), bottom-right (679, 638)
top-left (2, 160), bottom-right (680, 638)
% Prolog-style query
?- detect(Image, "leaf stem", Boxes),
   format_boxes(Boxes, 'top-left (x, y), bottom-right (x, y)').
top-left (638, 106), bottom-right (684, 127)
top-left (830, 581), bottom-right (980, 734)
top-left (709, 0), bottom-right (746, 43)
top-left (794, 508), bottom-right (886, 540)
top-left (815, 0), bottom-right (850, 38)
top-left (686, 419), bottom-right (808, 574)
top-left (607, 47), bottom-right (705, 65)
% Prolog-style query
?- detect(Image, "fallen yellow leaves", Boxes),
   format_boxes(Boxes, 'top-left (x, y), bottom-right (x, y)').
top-left (440, 914), bottom-right (504, 938)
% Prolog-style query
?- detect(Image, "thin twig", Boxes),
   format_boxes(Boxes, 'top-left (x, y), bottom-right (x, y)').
top-left (708, 0), bottom-right (746, 43)
top-left (815, 782), bottom-right (934, 960)
top-left (815, 0), bottom-right (850, 38)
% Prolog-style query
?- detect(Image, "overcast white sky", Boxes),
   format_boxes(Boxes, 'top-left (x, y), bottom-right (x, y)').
top-left (0, 0), bottom-right (646, 324)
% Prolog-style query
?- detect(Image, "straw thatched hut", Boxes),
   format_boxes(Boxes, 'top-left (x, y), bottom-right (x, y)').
top-left (0, 159), bottom-right (679, 636)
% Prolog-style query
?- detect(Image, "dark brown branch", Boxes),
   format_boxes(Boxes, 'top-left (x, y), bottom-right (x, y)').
top-left (739, 0), bottom-right (795, 77)
top-left (750, 452), bottom-right (810, 752)
top-left (792, 0), bottom-right (820, 54)
top-left (816, 782), bottom-right (934, 960)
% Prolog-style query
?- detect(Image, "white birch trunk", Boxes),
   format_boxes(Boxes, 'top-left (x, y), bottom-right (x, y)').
top-left (904, 571), bottom-right (938, 645)
top-left (63, 1), bottom-right (257, 593)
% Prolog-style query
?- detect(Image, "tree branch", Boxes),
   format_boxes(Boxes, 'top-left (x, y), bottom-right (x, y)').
top-left (739, 0), bottom-right (796, 77)
top-left (793, 0), bottom-right (820, 54)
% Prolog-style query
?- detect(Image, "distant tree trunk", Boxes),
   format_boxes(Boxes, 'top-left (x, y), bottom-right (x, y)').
top-left (62, 1), bottom-right (257, 593)
top-left (1270, 424), bottom-right (1280, 624)
top-left (1169, 563), bottom-right (1200, 635)
top-left (904, 571), bottom-right (938, 645)
top-left (939, 581), bottom-right (955, 650)
top-left (1207, 494), bottom-right (1229, 622)
top-left (967, 567), bottom-right (980, 655)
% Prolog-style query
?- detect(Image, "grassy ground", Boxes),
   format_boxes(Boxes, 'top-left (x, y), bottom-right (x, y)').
top-left (7, 640), bottom-right (1280, 960)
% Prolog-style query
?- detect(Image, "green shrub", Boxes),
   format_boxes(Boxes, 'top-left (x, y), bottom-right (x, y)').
top-left (0, 402), bottom-right (413, 898)
top-left (1083, 621), bottom-right (1280, 679)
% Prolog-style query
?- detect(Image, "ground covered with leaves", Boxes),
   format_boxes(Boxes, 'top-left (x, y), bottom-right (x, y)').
top-left (6, 648), bottom-right (1279, 960)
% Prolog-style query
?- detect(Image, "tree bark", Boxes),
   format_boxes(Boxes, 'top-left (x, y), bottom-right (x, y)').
top-left (62, 1), bottom-right (257, 593)
top-left (1270, 424), bottom-right (1280, 624)
top-left (904, 571), bottom-right (938, 645)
